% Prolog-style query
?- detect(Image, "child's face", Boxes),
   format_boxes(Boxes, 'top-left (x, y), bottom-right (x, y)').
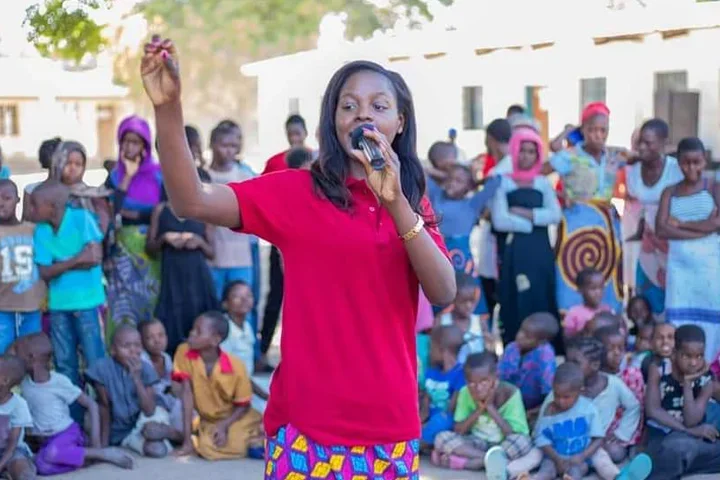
top-left (429, 339), bottom-right (444, 366)
top-left (111, 329), bottom-right (143, 366)
top-left (636, 325), bottom-right (653, 352)
top-left (224, 284), bottom-right (254, 316)
top-left (652, 324), bottom-right (675, 358)
top-left (120, 132), bottom-right (145, 162)
top-left (187, 316), bottom-right (220, 351)
top-left (674, 341), bottom-right (705, 376)
top-left (515, 322), bottom-right (541, 353)
top-left (602, 333), bottom-right (626, 373)
top-left (444, 168), bottom-right (472, 200)
top-left (566, 348), bottom-right (598, 379)
top-left (466, 366), bottom-right (496, 403)
top-left (452, 287), bottom-right (477, 322)
top-left (212, 133), bottom-right (238, 164)
top-left (141, 322), bottom-right (168, 356)
top-left (61, 150), bottom-right (85, 186)
top-left (552, 382), bottom-right (581, 413)
top-left (432, 153), bottom-right (456, 173)
top-left (517, 141), bottom-right (538, 171)
top-left (580, 274), bottom-right (604, 309)
top-left (679, 150), bottom-right (706, 184)
top-left (286, 123), bottom-right (307, 149)
top-left (628, 299), bottom-right (651, 324)
top-left (581, 115), bottom-right (609, 153)
top-left (0, 184), bottom-right (19, 222)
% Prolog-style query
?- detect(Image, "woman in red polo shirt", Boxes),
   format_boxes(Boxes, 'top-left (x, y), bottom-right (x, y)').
top-left (141, 37), bottom-right (455, 478)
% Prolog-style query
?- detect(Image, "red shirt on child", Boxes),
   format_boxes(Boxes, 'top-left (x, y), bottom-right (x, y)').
top-left (229, 170), bottom-right (448, 446)
top-left (261, 150), bottom-right (289, 175)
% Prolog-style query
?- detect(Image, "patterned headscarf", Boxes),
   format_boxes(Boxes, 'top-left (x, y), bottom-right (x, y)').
top-left (50, 141), bottom-right (111, 205)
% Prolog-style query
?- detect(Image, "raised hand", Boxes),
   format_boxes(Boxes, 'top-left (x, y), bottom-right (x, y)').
top-left (349, 128), bottom-right (402, 205)
top-left (141, 35), bottom-right (181, 107)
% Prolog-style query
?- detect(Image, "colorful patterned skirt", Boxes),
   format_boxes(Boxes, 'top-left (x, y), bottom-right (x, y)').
top-left (555, 201), bottom-right (623, 314)
top-left (265, 424), bottom-right (420, 480)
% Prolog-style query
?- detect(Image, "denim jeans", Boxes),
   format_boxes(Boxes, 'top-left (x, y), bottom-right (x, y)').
top-left (49, 308), bottom-right (106, 387)
top-left (0, 310), bottom-right (42, 354)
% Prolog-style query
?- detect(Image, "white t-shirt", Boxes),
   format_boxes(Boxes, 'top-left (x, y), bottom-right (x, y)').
top-left (220, 316), bottom-right (255, 376)
top-left (21, 372), bottom-right (81, 436)
top-left (0, 393), bottom-right (34, 450)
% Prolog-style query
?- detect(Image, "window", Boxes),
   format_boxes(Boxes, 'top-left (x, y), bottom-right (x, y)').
top-left (0, 105), bottom-right (19, 136)
top-left (655, 71), bottom-right (688, 93)
top-left (289, 98), bottom-right (300, 115)
top-left (580, 77), bottom-right (607, 109)
top-left (462, 86), bottom-right (483, 130)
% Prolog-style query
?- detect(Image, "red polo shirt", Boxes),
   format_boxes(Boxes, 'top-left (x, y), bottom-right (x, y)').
top-left (229, 170), bottom-right (447, 446)
top-left (261, 150), bottom-right (289, 175)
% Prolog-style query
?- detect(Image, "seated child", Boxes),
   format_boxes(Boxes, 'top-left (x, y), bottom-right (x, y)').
top-left (0, 179), bottom-right (45, 355)
top-left (497, 313), bottom-right (557, 420)
top-left (631, 323), bottom-right (654, 369)
top-left (0, 355), bottom-right (36, 480)
top-left (173, 311), bottom-right (264, 460)
top-left (565, 337), bottom-right (641, 466)
top-left (86, 325), bottom-right (176, 458)
top-left (437, 273), bottom-right (493, 362)
top-left (420, 325), bottom-right (466, 449)
top-left (139, 320), bottom-right (184, 432)
top-left (584, 310), bottom-right (625, 337)
top-left (218, 281), bottom-right (269, 411)
top-left (563, 268), bottom-right (612, 339)
top-left (17, 333), bottom-right (133, 475)
top-left (645, 325), bottom-right (720, 480)
top-left (534, 362), bottom-right (652, 480)
top-left (640, 323), bottom-right (675, 382)
top-left (626, 295), bottom-right (654, 351)
top-left (594, 327), bottom-right (645, 456)
top-left (433, 352), bottom-right (540, 478)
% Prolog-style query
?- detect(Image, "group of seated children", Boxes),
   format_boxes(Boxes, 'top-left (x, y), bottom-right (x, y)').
top-left (0, 310), bottom-right (264, 479)
top-left (420, 275), bottom-right (720, 480)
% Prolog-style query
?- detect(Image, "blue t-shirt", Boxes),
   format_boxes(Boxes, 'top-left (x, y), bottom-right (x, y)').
top-left (424, 363), bottom-right (466, 415)
top-left (533, 396), bottom-right (604, 457)
top-left (427, 176), bottom-right (501, 238)
top-left (34, 206), bottom-right (105, 311)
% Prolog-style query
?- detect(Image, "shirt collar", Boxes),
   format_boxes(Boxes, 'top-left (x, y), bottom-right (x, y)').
top-left (185, 348), bottom-right (234, 374)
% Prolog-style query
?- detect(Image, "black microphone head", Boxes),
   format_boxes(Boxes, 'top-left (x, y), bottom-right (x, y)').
top-left (350, 124), bottom-right (374, 149)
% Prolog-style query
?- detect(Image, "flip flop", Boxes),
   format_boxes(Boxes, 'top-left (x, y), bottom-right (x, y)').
top-left (616, 453), bottom-right (652, 480)
top-left (484, 446), bottom-right (508, 480)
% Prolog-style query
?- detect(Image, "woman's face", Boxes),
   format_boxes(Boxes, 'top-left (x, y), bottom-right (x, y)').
top-left (334, 70), bottom-right (404, 162)
top-left (62, 150), bottom-right (85, 185)
top-left (121, 132), bottom-right (145, 162)
top-left (638, 129), bottom-right (664, 164)
top-left (517, 141), bottom-right (538, 171)
top-left (581, 115), bottom-right (609, 153)
top-left (679, 150), bottom-right (706, 183)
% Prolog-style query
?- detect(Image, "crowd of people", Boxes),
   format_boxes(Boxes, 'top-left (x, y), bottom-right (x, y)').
top-left (0, 36), bottom-right (716, 480)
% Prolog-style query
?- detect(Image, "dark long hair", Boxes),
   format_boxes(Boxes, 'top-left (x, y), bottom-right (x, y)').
top-left (311, 61), bottom-right (427, 216)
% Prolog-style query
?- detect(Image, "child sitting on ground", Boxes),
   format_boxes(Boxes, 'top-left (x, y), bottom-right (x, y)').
top-left (0, 355), bottom-right (36, 480)
top-left (497, 312), bottom-right (558, 422)
top-left (17, 333), bottom-right (133, 475)
top-left (139, 320), bottom-right (184, 432)
top-left (594, 327), bottom-right (645, 456)
top-left (645, 325), bottom-right (720, 479)
top-left (641, 323), bottom-right (675, 382)
top-left (632, 323), bottom-right (654, 368)
top-left (433, 352), bottom-right (540, 478)
top-left (563, 268), bottom-right (613, 339)
top-left (437, 273), bottom-right (493, 362)
top-left (584, 310), bottom-right (625, 338)
top-left (173, 311), bottom-right (264, 460)
top-left (420, 325), bottom-right (466, 450)
top-left (565, 337), bottom-right (641, 466)
top-left (218, 281), bottom-right (269, 411)
top-left (86, 325), bottom-right (177, 458)
top-left (534, 362), bottom-right (652, 480)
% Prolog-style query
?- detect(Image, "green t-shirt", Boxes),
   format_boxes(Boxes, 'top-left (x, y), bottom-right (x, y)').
top-left (454, 383), bottom-right (529, 444)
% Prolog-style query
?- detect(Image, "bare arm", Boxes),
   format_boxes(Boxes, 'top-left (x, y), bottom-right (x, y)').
top-left (656, 187), bottom-right (707, 240)
top-left (678, 183), bottom-right (720, 233)
top-left (683, 379), bottom-right (713, 428)
top-left (76, 393), bottom-right (102, 448)
top-left (95, 386), bottom-right (112, 447)
top-left (454, 409), bottom-right (483, 435)
top-left (38, 258), bottom-right (79, 281)
top-left (178, 380), bottom-right (194, 452)
top-left (91, 197), bottom-right (111, 234)
top-left (0, 427), bottom-right (21, 472)
top-left (145, 203), bottom-right (165, 256)
top-left (645, 363), bottom-right (689, 432)
top-left (579, 438), bottom-right (604, 461)
top-left (486, 403), bottom-right (514, 437)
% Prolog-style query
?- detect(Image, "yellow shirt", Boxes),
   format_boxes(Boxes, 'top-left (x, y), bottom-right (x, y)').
top-left (172, 343), bottom-right (252, 422)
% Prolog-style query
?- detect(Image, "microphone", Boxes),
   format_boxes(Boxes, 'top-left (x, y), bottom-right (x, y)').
top-left (351, 124), bottom-right (385, 171)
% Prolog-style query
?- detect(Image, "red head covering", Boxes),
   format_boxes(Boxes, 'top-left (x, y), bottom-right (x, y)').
top-left (581, 102), bottom-right (610, 124)
top-left (509, 127), bottom-right (544, 182)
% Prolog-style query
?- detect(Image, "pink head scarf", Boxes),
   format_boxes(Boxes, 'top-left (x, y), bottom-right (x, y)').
top-left (509, 127), bottom-right (544, 182)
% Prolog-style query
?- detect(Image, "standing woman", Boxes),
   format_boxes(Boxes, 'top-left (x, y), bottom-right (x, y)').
top-left (545, 102), bottom-right (625, 314)
top-left (104, 115), bottom-right (163, 338)
top-left (490, 128), bottom-right (561, 345)
top-left (141, 38), bottom-right (454, 477)
top-left (656, 137), bottom-right (720, 362)
top-left (625, 119), bottom-right (682, 316)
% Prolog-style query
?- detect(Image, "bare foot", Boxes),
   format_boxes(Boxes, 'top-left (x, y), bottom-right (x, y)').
top-left (516, 473), bottom-right (531, 480)
top-left (174, 442), bottom-right (195, 457)
top-left (101, 448), bottom-right (134, 469)
top-left (563, 474), bottom-right (574, 480)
